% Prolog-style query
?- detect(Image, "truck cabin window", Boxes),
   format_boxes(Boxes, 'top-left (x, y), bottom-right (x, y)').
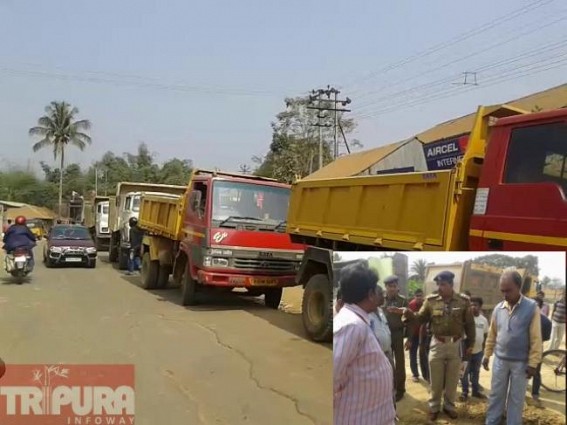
top-left (504, 122), bottom-right (567, 194)
top-left (132, 196), bottom-right (141, 212)
top-left (102, 205), bottom-right (109, 214)
top-left (211, 181), bottom-right (289, 225)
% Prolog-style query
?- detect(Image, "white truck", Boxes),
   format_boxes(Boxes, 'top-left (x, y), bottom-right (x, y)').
top-left (108, 182), bottom-right (186, 270)
top-left (83, 196), bottom-right (113, 250)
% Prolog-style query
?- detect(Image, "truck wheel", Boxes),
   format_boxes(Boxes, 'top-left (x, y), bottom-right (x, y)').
top-left (157, 266), bottom-right (171, 289)
top-left (181, 271), bottom-right (198, 306)
top-left (118, 249), bottom-right (129, 270)
top-left (302, 274), bottom-right (333, 342)
top-left (140, 253), bottom-right (159, 290)
top-left (264, 288), bottom-right (283, 309)
top-left (108, 242), bottom-right (118, 263)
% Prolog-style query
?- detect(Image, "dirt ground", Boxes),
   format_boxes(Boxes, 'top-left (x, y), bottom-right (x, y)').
top-left (397, 343), bottom-right (566, 425)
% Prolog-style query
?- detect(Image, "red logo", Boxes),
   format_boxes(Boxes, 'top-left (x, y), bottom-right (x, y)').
top-left (0, 364), bottom-right (135, 424)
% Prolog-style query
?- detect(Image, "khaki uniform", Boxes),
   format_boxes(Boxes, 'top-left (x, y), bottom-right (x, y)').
top-left (385, 294), bottom-right (408, 397)
top-left (412, 292), bottom-right (475, 413)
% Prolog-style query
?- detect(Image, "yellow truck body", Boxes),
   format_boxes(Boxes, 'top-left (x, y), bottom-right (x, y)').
top-left (138, 194), bottom-right (183, 241)
top-left (287, 104), bottom-right (527, 251)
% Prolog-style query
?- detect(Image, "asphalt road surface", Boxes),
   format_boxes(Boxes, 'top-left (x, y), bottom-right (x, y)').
top-left (0, 246), bottom-right (332, 425)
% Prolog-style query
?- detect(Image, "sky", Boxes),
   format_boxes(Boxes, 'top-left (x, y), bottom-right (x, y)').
top-left (339, 251), bottom-right (566, 282)
top-left (0, 0), bottom-right (566, 175)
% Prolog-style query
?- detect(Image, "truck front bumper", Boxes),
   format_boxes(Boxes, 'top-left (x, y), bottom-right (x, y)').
top-left (196, 270), bottom-right (298, 288)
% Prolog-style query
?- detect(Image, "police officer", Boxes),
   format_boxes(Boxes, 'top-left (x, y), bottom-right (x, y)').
top-left (403, 271), bottom-right (475, 421)
top-left (384, 275), bottom-right (408, 401)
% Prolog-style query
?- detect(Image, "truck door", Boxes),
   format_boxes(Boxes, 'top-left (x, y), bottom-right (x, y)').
top-left (471, 119), bottom-right (567, 250)
top-left (183, 181), bottom-right (209, 273)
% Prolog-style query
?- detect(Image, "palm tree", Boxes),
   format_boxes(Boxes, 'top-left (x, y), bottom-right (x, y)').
top-left (29, 102), bottom-right (91, 217)
top-left (410, 259), bottom-right (428, 282)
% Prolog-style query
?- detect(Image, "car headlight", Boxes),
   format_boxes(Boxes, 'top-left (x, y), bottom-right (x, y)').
top-left (86, 247), bottom-right (97, 254)
top-left (50, 246), bottom-right (62, 253)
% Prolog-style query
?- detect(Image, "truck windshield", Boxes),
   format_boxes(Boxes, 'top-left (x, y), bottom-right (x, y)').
top-left (102, 205), bottom-right (109, 214)
top-left (212, 181), bottom-right (290, 223)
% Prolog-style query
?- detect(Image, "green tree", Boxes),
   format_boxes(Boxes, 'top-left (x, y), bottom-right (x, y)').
top-left (254, 96), bottom-right (360, 183)
top-left (472, 254), bottom-right (539, 276)
top-left (29, 101), bottom-right (92, 216)
top-left (159, 158), bottom-right (193, 185)
top-left (410, 259), bottom-right (428, 282)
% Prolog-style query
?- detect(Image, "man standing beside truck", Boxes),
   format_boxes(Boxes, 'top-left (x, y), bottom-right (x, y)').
top-left (384, 275), bottom-right (408, 402)
top-left (403, 271), bottom-right (475, 421)
top-left (126, 217), bottom-right (143, 275)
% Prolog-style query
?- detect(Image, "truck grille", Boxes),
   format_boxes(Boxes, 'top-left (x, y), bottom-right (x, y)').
top-left (233, 258), bottom-right (296, 272)
top-left (63, 248), bottom-right (85, 255)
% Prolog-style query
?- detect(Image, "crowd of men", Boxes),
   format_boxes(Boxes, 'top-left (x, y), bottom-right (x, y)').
top-left (333, 260), bottom-right (566, 425)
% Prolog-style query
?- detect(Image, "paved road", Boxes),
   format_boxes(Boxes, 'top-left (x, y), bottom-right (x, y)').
top-left (0, 246), bottom-right (332, 425)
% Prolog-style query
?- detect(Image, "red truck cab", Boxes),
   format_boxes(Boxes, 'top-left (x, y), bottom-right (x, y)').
top-left (178, 171), bottom-right (305, 308)
top-left (470, 108), bottom-right (567, 250)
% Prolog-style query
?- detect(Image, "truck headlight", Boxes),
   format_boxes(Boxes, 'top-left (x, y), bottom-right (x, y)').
top-left (296, 253), bottom-right (303, 260)
top-left (207, 248), bottom-right (232, 256)
top-left (203, 256), bottom-right (229, 267)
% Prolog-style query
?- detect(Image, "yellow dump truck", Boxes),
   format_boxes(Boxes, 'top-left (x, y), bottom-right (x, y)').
top-left (423, 261), bottom-right (538, 316)
top-left (288, 104), bottom-right (567, 342)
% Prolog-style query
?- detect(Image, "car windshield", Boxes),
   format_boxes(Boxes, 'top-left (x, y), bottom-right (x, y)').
top-left (132, 196), bottom-right (140, 212)
top-left (211, 180), bottom-right (290, 223)
top-left (50, 226), bottom-right (91, 240)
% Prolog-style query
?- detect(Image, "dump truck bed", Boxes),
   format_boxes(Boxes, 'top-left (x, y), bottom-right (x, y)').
top-left (287, 169), bottom-right (469, 250)
top-left (138, 194), bottom-right (185, 240)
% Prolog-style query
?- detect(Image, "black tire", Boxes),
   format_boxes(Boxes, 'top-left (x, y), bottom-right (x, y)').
top-left (108, 239), bottom-right (118, 263)
top-left (157, 265), bottom-right (171, 289)
top-left (181, 270), bottom-right (198, 306)
top-left (87, 260), bottom-right (97, 269)
top-left (301, 274), bottom-right (333, 342)
top-left (264, 288), bottom-right (283, 309)
top-left (140, 253), bottom-right (159, 290)
top-left (44, 257), bottom-right (53, 268)
top-left (118, 248), bottom-right (129, 270)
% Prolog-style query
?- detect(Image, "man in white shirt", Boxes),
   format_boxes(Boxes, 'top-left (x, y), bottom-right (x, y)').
top-left (334, 260), bottom-right (396, 425)
top-left (460, 296), bottom-right (489, 401)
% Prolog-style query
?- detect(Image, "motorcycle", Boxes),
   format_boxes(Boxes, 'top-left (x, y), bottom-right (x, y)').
top-left (4, 247), bottom-right (33, 284)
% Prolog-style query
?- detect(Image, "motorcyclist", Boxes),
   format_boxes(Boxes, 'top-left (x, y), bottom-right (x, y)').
top-left (2, 215), bottom-right (37, 267)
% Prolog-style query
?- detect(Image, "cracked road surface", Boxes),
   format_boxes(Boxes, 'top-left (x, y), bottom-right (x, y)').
top-left (0, 248), bottom-right (332, 425)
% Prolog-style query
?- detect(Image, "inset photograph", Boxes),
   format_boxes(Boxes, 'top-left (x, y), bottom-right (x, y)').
top-left (333, 251), bottom-right (566, 425)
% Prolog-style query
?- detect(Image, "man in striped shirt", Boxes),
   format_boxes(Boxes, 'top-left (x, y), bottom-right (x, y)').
top-left (334, 260), bottom-right (396, 425)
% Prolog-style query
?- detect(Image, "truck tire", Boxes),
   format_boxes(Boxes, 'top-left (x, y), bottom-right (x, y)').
top-left (118, 248), bottom-right (129, 270)
top-left (140, 253), bottom-right (159, 290)
top-left (108, 241), bottom-right (118, 263)
top-left (157, 265), bottom-right (171, 289)
top-left (181, 270), bottom-right (198, 306)
top-left (264, 288), bottom-right (283, 309)
top-left (302, 274), bottom-right (333, 342)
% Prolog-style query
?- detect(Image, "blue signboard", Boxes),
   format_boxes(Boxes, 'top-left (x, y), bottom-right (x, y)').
top-left (423, 136), bottom-right (468, 171)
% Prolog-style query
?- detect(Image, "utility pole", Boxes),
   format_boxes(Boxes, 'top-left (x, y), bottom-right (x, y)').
top-left (95, 168), bottom-right (98, 196)
top-left (308, 86), bottom-right (351, 167)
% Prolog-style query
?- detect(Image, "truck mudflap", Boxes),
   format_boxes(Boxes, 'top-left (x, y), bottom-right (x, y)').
top-left (196, 270), bottom-right (297, 288)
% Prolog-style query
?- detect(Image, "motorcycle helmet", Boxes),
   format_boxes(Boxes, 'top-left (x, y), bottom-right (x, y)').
top-left (129, 217), bottom-right (138, 227)
top-left (15, 216), bottom-right (26, 225)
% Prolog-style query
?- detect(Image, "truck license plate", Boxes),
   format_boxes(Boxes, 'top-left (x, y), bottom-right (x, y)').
top-left (250, 278), bottom-right (279, 286)
top-left (65, 258), bottom-right (82, 263)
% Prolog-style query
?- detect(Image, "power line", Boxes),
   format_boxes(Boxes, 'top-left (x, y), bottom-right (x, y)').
top-left (353, 13), bottom-right (567, 110)
top-left (353, 36), bottom-right (567, 113)
top-left (341, 0), bottom-right (555, 91)
top-left (355, 57), bottom-right (567, 120)
top-left (0, 65), bottom-right (290, 97)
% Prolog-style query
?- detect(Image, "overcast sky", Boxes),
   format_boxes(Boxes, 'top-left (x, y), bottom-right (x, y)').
top-left (339, 251), bottom-right (566, 282)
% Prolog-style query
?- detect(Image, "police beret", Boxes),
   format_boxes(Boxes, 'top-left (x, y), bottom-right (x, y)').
top-left (434, 271), bottom-right (455, 283)
top-left (384, 275), bottom-right (399, 285)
